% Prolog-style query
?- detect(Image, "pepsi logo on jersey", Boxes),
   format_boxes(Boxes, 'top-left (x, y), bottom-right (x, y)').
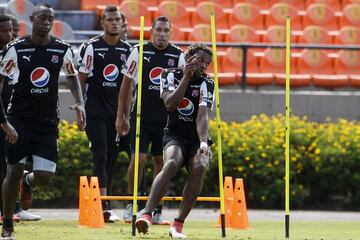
top-left (177, 98), bottom-right (194, 122)
top-left (30, 67), bottom-right (50, 94)
top-left (102, 64), bottom-right (119, 87)
top-left (148, 67), bottom-right (163, 91)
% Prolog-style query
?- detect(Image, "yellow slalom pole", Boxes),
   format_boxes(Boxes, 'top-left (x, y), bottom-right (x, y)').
top-left (132, 16), bottom-right (144, 237)
top-left (210, 14), bottom-right (226, 238)
top-left (285, 16), bottom-right (291, 239)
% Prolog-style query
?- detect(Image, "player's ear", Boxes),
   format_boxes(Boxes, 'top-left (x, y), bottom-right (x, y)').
top-left (29, 15), bottom-right (34, 23)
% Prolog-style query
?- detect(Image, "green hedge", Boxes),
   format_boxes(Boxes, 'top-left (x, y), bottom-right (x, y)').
top-left (33, 115), bottom-right (360, 210)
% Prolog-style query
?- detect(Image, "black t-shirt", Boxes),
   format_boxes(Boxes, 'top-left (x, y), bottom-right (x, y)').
top-left (78, 35), bottom-right (131, 118)
top-left (0, 35), bottom-right (76, 125)
top-left (160, 68), bottom-right (215, 141)
top-left (121, 42), bottom-right (185, 125)
top-left (0, 49), bottom-right (13, 111)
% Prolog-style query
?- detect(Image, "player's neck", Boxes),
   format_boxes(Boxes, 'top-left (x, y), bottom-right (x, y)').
top-left (151, 42), bottom-right (168, 51)
top-left (102, 34), bottom-right (120, 46)
top-left (30, 33), bottom-right (51, 46)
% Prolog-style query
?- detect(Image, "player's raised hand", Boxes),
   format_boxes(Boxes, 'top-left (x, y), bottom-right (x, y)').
top-left (1, 121), bottom-right (18, 144)
top-left (183, 55), bottom-right (198, 78)
top-left (69, 103), bottom-right (86, 130)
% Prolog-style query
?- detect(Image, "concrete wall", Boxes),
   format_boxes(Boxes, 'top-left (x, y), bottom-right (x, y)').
top-left (59, 89), bottom-right (360, 123)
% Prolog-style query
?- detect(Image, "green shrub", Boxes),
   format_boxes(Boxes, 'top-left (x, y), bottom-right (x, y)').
top-left (34, 116), bottom-right (360, 210)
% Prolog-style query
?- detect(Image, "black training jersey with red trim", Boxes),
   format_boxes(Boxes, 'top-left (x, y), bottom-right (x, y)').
top-left (121, 42), bottom-right (185, 125)
top-left (160, 68), bottom-right (215, 141)
top-left (78, 35), bottom-right (131, 118)
top-left (0, 35), bottom-right (76, 125)
top-left (0, 48), bottom-right (14, 112)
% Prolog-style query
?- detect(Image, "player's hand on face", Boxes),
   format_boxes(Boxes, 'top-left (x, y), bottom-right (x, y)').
top-left (183, 55), bottom-right (198, 78)
top-left (115, 115), bottom-right (130, 136)
top-left (1, 121), bottom-right (18, 144)
top-left (69, 103), bottom-right (86, 131)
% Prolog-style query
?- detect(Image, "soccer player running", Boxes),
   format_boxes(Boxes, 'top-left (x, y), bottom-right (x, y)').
top-left (0, 14), bottom-right (42, 223)
top-left (116, 16), bottom-right (185, 224)
top-left (0, 4), bottom-right (85, 239)
top-left (135, 43), bottom-right (214, 239)
top-left (77, 5), bottom-right (131, 223)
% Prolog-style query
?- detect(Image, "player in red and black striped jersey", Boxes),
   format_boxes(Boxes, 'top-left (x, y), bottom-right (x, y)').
top-left (77, 5), bottom-right (131, 223)
top-left (136, 43), bottom-right (214, 238)
top-left (116, 16), bottom-right (185, 224)
top-left (0, 4), bottom-right (85, 239)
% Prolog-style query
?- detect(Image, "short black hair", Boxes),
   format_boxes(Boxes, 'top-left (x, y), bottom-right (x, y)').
top-left (0, 14), bottom-right (11, 23)
top-left (32, 3), bottom-right (52, 16)
top-left (185, 43), bottom-right (212, 59)
top-left (152, 16), bottom-right (171, 29)
top-left (120, 11), bottom-right (126, 22)
top-left (102, 5), bottom-right (120, 20)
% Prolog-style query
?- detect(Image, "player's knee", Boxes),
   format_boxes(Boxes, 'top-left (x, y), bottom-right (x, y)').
top-left (163, 159), bottom-right (179, 175)
top-left (192, 160), bottom-right (208, 177)
top-left (34, 171), bottom-right (54, 186)
top-left (7, 165), bottom-right (24, 181)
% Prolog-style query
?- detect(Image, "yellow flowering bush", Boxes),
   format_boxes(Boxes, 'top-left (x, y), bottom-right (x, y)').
top-left (35, 116), bottom-right (360, 209)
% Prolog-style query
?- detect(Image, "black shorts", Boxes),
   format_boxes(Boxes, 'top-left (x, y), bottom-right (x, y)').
top-left (6, 116), bottom-right (58, 164)
top-left (163, 133), bottom-right (199, 164)
top-left (130, 120), bottom-right (164, 156)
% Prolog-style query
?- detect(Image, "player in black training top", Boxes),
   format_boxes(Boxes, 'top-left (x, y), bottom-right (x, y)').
top-left (77, 5), bottom-right (131, 223)
top-left (136, 43), bottom-right (214, 238)
top-left (116, 16), bottom-right (185, 224)
top-left (0, 4), bottom-right (85, 239)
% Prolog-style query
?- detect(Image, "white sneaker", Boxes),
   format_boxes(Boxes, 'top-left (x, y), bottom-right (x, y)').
top-left (16, 209), bottom-right (41, 221)
top-left (169, 222), bottom-right (186, 239)
top-left (108, 210), bottom-right (120, 222)
top-left (123, 203), bottom-right (132, 223)
top-left (152, 213), bottom-right (170, 225)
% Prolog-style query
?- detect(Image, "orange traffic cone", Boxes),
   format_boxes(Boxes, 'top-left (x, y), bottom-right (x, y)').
top-left (78, 176), bottom-right (90, 226)
top-left (231, 178), bottom-right (249, 229)
top-left (218, 176), bottom-right (234, 227)
top-left (87, 177), bottom-right (105, 228)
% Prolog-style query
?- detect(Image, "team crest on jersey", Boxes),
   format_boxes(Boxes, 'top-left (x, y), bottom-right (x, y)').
top-left (103, 64), bottom-right (119, 81)
top-left (30, 67), bottom-right (50, 87)
top-left (192, 90), bottom-right (199, 97)
top-left (149, 67), bottom-right (164, 85)
top-left (168, 59), bottom-right (174, 66)
top-left (177, 98), bottom-right (194, 116)
top-left (51, 55), bottom-right (59, 63)
top-left (120, 54), bottom-right (126, 62)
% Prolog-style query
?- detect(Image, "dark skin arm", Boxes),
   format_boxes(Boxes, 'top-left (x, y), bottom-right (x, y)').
top-left (77, 71), bottom-right (88, 95)
top-left (0, 75), bottom-right (18, 144)
top-left (67, 75), bottom-right (86, 130)
top-left (161, 55), bottom-right (198, 112)
top-left (115, 75), bottom-right (132, 136)
top-left (196, 106), bottom-right (210, 155)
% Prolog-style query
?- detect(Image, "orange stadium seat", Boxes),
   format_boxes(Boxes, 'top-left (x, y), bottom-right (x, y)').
top-left (306, 0), bottom-right (342, 11)
top-left (221, 48), bottom-right (273, 86)
top-left (232, 0), bottom-right (270, 11)
top-left (270, 0), bottom-right (306, 11)
top-left (297, 49), bottom-right (348, 88)
top-left (158, 0), bottom-right (196, 7)
top-left (265, 3), bottom-right (302, 30)
top-left (169, 24), bottom-right (187, 41)
top-left (119, 0), bottom-right (153, 39)
top-left (5, 0), bottom-right (33, 21)
top-left (334, 50), bottom-right (360, 88)
top-left (260, 48), bottom-right (311, 87)
top-left (155, 1), bottom-right (192, 28)
top-left (262, 25), bottom-right (296, 43)
top-left (342, 0), bottom-right (360, 8)
top-left (195, 0), bottom-right (233, 9)
top-left (303, 3), bottom-right (338, 31)
top-left (339, 3), bottom-right (360, 27)
top-left (188, 24), bottom-right (224, 42)
top-left (191, 1), bottom-right (229, 29)
top-left (298, 25), bottom-right (333, 44)
top-left (80, 0), bottom-right (119, 11)
top-left (50, 20), bottom-right (75, 40)
top-left (225, 24), bottom-right (261, 43)
top-left (18, 20), bottom-right (31, 37)
top-left (335, 26), bottom-right (360, 44)
top-left (229, 3), bottom-right (264, 30)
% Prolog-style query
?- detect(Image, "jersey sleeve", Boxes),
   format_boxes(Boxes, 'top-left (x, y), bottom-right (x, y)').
top-left (0, 46), bottom-right (17, 78)
top-left (75, 43), bottom-right (86, 70)
top-left (160, 70), bottom-right (175, 95)
top-left (178, 52), bottom-right (185, 68)
top-left (199, 79), bottom-right (215, 110)
top-left (121, 47), bottom-right (139, 85)
top-left (61, 47), bottom-right (77, 76)
top-left (77, 43), bottom-right (94, 74)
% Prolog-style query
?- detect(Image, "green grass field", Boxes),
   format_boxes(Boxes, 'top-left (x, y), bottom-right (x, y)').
top-left (12, 220), bottom-right (360, 240)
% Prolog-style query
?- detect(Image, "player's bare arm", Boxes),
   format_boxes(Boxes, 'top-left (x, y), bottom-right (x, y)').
top-left (67, 75), bottom-right (86, 130)
top-left (196, 106), bottom-right (210, 156)
top-left (115, 75), bottom-right (132, 135)
top-left (77, 72), bottom-right (88, 95)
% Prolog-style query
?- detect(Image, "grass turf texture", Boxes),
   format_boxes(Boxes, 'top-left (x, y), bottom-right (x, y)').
top-left (13, 220), bottom-right (359, 240)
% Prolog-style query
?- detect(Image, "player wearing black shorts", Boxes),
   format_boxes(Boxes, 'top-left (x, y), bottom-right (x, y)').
top-left (116, 16), bottom-right (185, 224)
top-left (0, 4), bottom-right (85, 239)
top-left (77, 5), bottom-right (131, 223)
top-left (136, 43), bottom-right (214, 238)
